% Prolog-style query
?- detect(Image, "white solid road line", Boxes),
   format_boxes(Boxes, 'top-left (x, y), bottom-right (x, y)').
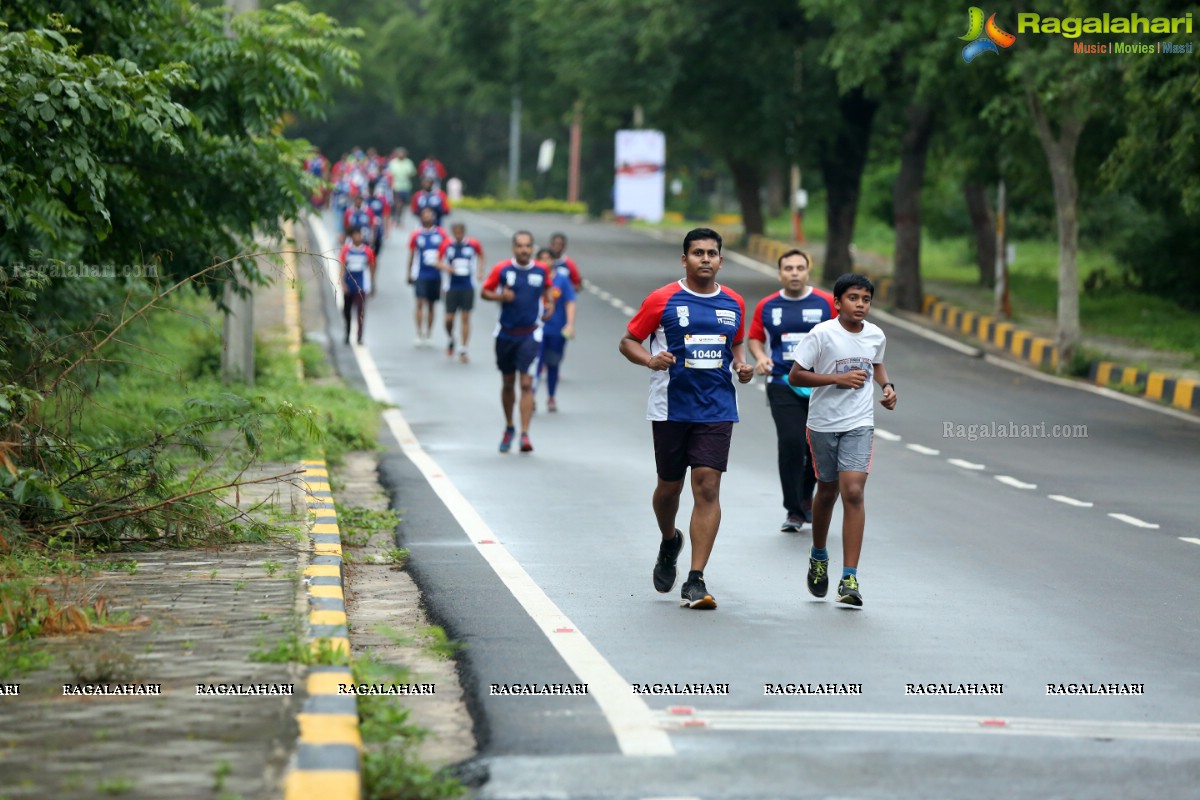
top-left (1180, 537), bottom-right (1200, 546)
top-left (654, 710), bottom-right (1200, 742)
top-left (946, 458), bottom-right (986, 470)
top-left (1048, 495), bottom-right (1095, 508)
top-left (995, 475), bottom-right (1037, 490)
top-left (1107, 513), bottom-right (1160, 530)
top-left (905, 444), bottom-right (940, 456)
top-left (310, 216), bottom-right (675, 757)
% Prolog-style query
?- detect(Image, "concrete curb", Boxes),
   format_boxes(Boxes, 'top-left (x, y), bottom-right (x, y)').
top-left (279, 236), bottom-right (362, 798)
top-left (745, 233), bottom-right (1198, 412)
top-left (282, 459), bottom-right (361, 800)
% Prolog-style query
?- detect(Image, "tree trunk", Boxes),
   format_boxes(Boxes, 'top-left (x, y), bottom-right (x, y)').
top-left (818, 88), bottom-right (878, 283)
top-left (891, 102), bottom-right (935, 311)
top-left (765, 163), bottom-right (785, 219)
top-left (1026, 90), bottom-right (1083, 369)
top-left (728, 157), bottom-right (764, 239)
top-left (963, 182), bottom-right (995, 288)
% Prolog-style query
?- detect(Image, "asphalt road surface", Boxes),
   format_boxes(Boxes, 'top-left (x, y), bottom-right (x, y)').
top-left (312, 210), bottom-right (1200, 800)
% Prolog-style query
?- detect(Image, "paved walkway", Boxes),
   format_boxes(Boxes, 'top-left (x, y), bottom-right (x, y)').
top-left (0, 465), bottom-right (309, 799)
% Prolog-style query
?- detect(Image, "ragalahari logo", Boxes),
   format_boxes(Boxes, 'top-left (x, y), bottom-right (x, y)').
top-left (961, 7), bottom-right (1016, 62)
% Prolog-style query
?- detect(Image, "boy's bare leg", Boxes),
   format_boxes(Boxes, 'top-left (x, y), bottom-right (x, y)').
top-left (838, 472), bottom-right (868, 568)
top-left (811, 479), bottom-right (840, 552)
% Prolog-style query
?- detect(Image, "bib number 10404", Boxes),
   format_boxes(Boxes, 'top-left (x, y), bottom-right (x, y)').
top-left (684, 334), bottom-right (726, 369)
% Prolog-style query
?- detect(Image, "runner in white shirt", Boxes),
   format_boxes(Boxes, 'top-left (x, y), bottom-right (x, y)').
top-left (789, 273), bottom-right (897, 608)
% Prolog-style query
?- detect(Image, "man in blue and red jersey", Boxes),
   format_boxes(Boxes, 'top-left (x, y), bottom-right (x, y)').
top-left (342, 194), bottom-right (376, 242)
top-left (534, 247), bottom-right (576, 413)
top-left (548, 232), bottom-right (583, 291)
top-left (411, 176), bottom-right (451, 228)
top-left (408, 207), bottom-right (450, 347)
top-left (619, 228), bottom-right (754, 610)
top-left (339, 227), bottom-right (376, 345)
top-left (365, 179), bottom-right (391, 256)
top-left (481, 231), bottom-right (555, 454)
top-left (438, 222), bottom-right (485, 362)
top-left (748, 249), bottom-right (837, 533)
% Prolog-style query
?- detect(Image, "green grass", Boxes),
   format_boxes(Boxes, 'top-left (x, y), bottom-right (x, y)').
top-left (760, 202), bottom-right (1200, 364)
top-left (353, 655), bottom-right (464, 800)
top-left (69, 292), bottom-right (384, 465)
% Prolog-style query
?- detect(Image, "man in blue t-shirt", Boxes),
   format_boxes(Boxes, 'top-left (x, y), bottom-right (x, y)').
top-left (534, 247), bottom-right (577, 413)
top-left (619, 228), bottom-right (754, 610)
top-left (748, 249), bottom-right (836, 533)
top-left (481, 231), bottom-right (555, 454)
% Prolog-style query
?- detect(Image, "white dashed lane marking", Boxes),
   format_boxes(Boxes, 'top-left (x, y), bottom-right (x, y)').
top-left (905, 444), bottom-right (940, 456)
top-left (1107, 513), bottom-right (1160, 529)
top-left (995, 475), bottom-right (1037, 490)
top-left (1180, 537), bottom-right (1200, 546)
top-left (947, 458), bottom-right (986, 470)
top-left (875, 429), bottom-right (902, 441)
top-left (1048, 495), bottom-right (1094, 508)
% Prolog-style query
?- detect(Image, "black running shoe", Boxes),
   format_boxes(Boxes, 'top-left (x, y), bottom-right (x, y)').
top-left (652, 530), bottom-right (683, 593)
top-left (807, 555), bottom-right (829, 598)
top-left (836, 575), bottom-right (863, 607)
top-left (780, 515), bottom-right (804, 533)
top-left (679, 576), bottom-right (717, 610)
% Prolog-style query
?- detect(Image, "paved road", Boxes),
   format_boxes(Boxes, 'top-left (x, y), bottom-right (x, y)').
top-left (314, 211), bottom-right (1200, 799)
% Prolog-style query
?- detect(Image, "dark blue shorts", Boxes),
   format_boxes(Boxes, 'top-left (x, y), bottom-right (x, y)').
top-left (414, 277), bottom-right (441, 302)
top-left (495, 335), bottom-right (540, 376)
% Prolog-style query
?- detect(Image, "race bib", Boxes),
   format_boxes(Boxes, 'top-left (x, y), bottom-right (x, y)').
top-left (422, 249), bottom-right (438, 266)
top-left (452, 257), bottom-right (471, 276)
top-left (780, 331), bottom-right (806, 361)
top-left (683, 334), bottom-right (726, 369)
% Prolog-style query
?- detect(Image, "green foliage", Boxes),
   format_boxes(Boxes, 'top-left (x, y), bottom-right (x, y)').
top-left (453, 196), bottom-right (587, 214)
top-left (0, 0), bottom-right (359, 290)
top-left (335, 504), bottom-right (400, 548)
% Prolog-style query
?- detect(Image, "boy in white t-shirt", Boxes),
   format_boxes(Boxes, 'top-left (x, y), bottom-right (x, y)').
top-left (788, 274), bottom-right (897, 607)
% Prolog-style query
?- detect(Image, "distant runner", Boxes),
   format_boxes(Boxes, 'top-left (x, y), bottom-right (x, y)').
top-left (338, 227), bottom-right (376, 345)
top-left (534, 247), bottom-right (576, 412)
top-left (408, 207), bottom-right (450, 347)
top-left (481, 231), bottom-right (555, 454)
top-left (438, 222), bottom-right (485, 362)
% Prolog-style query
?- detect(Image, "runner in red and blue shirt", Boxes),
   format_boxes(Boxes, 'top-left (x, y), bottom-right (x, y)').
top-left (411, 176), bottom-right (450, 227)
top-left (481, 231), bottom-right (554, 454)
top-left (365, 179), bottom-right (391, 255)
top-left (534, 248), bottom-right (576, 413)
top-left (437, 223), bottom-right (484, 362)
top-left (338, 228), bottom-right (376, 345)
top-left (620, 228), bottom-right (753, 611)
top-left (747, 249), bottom-right (837, 533)
top-left (342, 194), bottom-right (376, 242)
top-left (548, 232), bottom-right (583, 290)
top-left (408, 207), bottom-right (450, 346)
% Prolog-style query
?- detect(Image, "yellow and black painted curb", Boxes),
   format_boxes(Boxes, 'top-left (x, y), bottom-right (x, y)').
top-left (744, 233), bottom-right (1198, 412)
top-left (1088, 362), bottom-right (1200, 410)
top-left (283, 457), bottom-right (361, 800)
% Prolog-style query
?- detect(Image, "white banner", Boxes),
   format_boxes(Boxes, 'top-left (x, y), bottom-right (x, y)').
top-left (614, 129), bottom-right (665, 223)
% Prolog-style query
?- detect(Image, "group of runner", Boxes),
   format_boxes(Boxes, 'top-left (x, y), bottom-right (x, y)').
top-left (621, 228), bottom-right (896, 610)
top-left (338, 180), bottom-right (897, 610)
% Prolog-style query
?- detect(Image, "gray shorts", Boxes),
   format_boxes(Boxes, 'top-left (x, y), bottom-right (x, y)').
top-left (807, 426), bottom-right (874, 482)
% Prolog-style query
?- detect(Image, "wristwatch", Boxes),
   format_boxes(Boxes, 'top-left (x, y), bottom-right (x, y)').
top-left (882, 382), bottom-right (895, 391)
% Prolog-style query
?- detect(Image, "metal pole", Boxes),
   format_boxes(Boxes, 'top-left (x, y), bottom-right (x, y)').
top-left (567, 100), bottom-right (582, 204)
top-left (994, 179), bottom-right (1010, 319)
top-left (508, 89), bottom-right (521, 198)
